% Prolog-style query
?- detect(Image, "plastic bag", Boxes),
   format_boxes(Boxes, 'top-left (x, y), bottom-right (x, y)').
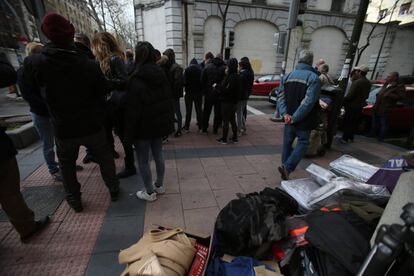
top-left (281, 178), bottom-right (321, 210)
top-left (308, 177), bottom-right (390, 208)
top-left (329, 155), bottom-right (379, 182)
top-left (306, 163), bottom-right (337, 186)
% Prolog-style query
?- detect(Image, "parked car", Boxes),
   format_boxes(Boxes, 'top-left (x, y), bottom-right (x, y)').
top-left (268, 88), bottom-right (277, 105)
top-left (360, 84), bottom-right (414, 131)
top-left (252, 74), bottom-right (281, 96)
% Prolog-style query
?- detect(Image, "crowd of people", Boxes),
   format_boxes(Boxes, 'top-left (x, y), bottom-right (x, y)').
top-left (0, 12), bottom-right (407, 243)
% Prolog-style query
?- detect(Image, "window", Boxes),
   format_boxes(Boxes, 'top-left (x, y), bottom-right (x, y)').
top-left (378, 8), bottom-right (388, 20)
top-left (331, 0), bottom-right (345, 13)
top-left (252, 0), bottom-right (266, 5)
top-left (399, 3), bottom-right (411, 15)
top-left (257, 75), bottom-right (274, 83)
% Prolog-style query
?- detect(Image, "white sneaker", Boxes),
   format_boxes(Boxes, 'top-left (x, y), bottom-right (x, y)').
top-left (154, 185), bottom-right (166, 194)
top-left (136, 190), bottom-right (157, 201)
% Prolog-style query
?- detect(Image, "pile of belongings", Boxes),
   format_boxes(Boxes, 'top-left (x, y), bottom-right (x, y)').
top-left (118, 228), bottom-right (197, 276)
top-left (281, 155), bottom-right (391, 211)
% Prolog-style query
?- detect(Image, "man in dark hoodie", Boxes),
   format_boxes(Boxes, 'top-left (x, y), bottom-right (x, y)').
top-left (0, 52), bottom-right (50, 242)
top-left (163, 49), bottom-right (184, 137)
top-left (201, 53), bottom-right (226, 134)
top-left (183, 58), bottom-right (203, 132)
top-left (23, 13), bottom-right (119, 212)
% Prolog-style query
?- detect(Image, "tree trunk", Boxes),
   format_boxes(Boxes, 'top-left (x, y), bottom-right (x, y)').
top-left (217, 0), bottom-right (231, 55)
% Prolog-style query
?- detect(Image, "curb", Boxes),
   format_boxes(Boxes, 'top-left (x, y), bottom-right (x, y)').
top-left (249, 96), bottom-right (269, 101)
top-left (6, 122), bottom-right (39, 149)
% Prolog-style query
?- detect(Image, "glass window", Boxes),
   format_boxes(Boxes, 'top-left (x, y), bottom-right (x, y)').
top-left (272, 75), bottom-right (281, 81)
top-left (399, 3), bottom-right (411, 15)
top-left (367, 88), bottom-right (381, 104)
top-left (257, 75), bottom-right (273, 83)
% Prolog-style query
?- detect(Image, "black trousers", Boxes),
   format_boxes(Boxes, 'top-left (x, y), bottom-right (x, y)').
top-left (202, 94), bottom-right (221, 132)
top-left (342, 106), bottom-right (363, 142)
top-left (184, 93), bottom-right (203, 129)
top-left (0, 157), bottom-right (36, 237)
top-left (56, 129), bottom-right (119, 202)
top-left (221, 102), bottom-right (237, 141)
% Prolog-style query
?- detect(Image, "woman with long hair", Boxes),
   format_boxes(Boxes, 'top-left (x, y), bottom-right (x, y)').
top-left (91, 32), bottom-right (136, 178)
top-left (124, 41), bottom-right (174, 201)
top-left (216, 58), bottom-right (240, 145)
top-left (238, 57), bottom-right (254, 135)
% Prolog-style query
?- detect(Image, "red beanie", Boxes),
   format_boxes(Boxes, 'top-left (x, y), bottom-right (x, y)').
top-left (41, 13), bottom-right (75, 45)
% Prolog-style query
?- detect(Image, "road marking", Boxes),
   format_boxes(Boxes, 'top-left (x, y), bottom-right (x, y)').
top-left (247, 105), bottom-right (265, 115)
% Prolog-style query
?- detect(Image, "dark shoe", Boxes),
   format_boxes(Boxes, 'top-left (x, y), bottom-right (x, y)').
top-left (270, 117), bottom-right (284, 122)
top-left (68, 200), bottom-right (83, 213)
top-left (339, 138), bottom-right (349, 144)
top-left (113, 150), bottom-right (120, 159)
top-left (20, 216), bottom-right (51, 243)
top-left (230, 137), bottom-right (238, 143)
top-left (110, 190), bottom-right (120, 202)
top-left (117, 169), bottom-right (137, 179)
top-left (76, 165), bottom-right (84, 171)
top-left (82, 155), bottom-right (97, 164)
top-left (278, 166), bottom-right (290, 180)
top-left (51, 171), bottom-right (63, 182)
top-left (216, 138), bottom-right (227, 145)
top-left (182, 127), bottom-right (189, 133)
top-left (174, 130), bottom-right (182, 137)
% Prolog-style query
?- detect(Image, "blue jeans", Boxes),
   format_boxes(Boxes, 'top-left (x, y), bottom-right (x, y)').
top-left (282, 124), bottom-right (310, 173)
top-left (370, 114), bottom-right (389, 141)
top-left (31, 113), bottom-right (59, 174)
top-left (134, 138), bottom-right (165, 194)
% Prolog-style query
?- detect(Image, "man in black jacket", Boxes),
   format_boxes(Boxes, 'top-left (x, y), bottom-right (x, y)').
top-left (183, 58), bottom-right (203, 132)
top-left (341, 65), bottom-right (371, 143)
top-left (23, 13), bottom-right (119, 212)
top-left (201, 54), bottom-right (226, 134)
top-left (163, 49), bottom-right (184, 137)
top-left (0, 52), bottom-right (50, 242)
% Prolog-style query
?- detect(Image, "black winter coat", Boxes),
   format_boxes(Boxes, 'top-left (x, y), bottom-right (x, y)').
top-left (239, 69), bottom-right (254, 100)
top-left (184, 64), bottom-right (202, 95)
top-left (23, 43), bottom-right (110, 139)
top-left (124, 63), bottom-right (175, 141)
top-left (74, 42), bottom-right (95, 60)
top-left (217, 72), bottom-right (241, 104)
top-left (106, 55), bottom-right (128, 107)
top-left (201, 58), bottom-right (225, 96)
top-left (0, 53), bottom-right (17, 162)
top-left (164, 61), bottom-right (183, 98)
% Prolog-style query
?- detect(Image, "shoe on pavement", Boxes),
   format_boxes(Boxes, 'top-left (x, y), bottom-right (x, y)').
top-left (216, 138), bottom-right (228, 145)
top-left (339, 138), bottom-right (349, 144)
top-left (51, 171), bottom-right (63, 182)
top-left (113, 150), bottom-right (120, 159)
top-left (162, 136), bottom-right (169, 144)
top-left (83, 155), bottom-right (97, 164)
top-left (68, 200), bottom-right (83, 212)
top-left (182, 127), bottom-right (189, 134)
top-left (20, 216), bottom-right (51, 243)
top-left (270, 117), bottom-right (284, 122)
top-left (117, 169), bottom-right (137, 179)
top-left (76, 165), bottom-right (84, 171)
top-left (154, 185), bottom-right (166, 194)
top-left (278, 166), bottom-right (290, 181)
top-left (230, 137), bottom-right (238, 143)
top-left (174, 130), bottom-right (182, 137)
top-left (136, 190), bottom-right (157, 202)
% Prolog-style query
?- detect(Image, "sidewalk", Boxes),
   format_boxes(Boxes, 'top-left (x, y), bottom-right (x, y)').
top-left (0, 115), bottom-right (404, 275)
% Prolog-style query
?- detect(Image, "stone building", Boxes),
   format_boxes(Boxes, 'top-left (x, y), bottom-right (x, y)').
top-left (134, 0), bottom-right (360, 75)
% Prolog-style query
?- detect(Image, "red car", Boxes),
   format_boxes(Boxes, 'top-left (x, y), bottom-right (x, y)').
top-left (252, 74), bottom-right (281, 96)
top-left (359, 85), bottom-right (414, 131)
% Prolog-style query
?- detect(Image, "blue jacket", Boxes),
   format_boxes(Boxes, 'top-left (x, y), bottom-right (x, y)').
top-left (277, 63), bottom-right (321, 130)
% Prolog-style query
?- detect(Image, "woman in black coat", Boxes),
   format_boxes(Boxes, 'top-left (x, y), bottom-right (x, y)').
top-left (216, 58), bottom-right (240, 144)
top-left (125, 41), bottom-right (174, 201)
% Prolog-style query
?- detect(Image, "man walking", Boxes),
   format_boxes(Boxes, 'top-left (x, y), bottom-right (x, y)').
top-left (341, 65), bottom-right (371, 143)
top-left (277, 50), bottom-right (321, 180)
top-left (23, 13), bottom-right (119, 212)
top-left (369, 71), bottom-right (405, 141)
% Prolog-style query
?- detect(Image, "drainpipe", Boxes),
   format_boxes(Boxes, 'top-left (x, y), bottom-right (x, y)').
top-left (182, 0), bottom-right (189, 66)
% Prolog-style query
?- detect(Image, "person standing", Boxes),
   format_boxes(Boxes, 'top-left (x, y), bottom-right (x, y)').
top-left (200, 52), bottom-right (214, 70)
top-left (183, 58), bottom-right (203, 132)
top-left (125, 49), bottom-right (135, 76)
top-left (0, 52), bottom-right (50, 242)
top-left (216, 58), bottom-right (240, 144)
top-left (92, 32), bottom-right (136, 178)
top-left (125, 41), bottom-right (174, 202)
top-left (163, 49), bottom-right (184, 137)
top-left (277, 50), bottom-right (321, 180)
top-left (341, 65), bottom-right (371, 143)
top-left (23, 13), bottom-right (119, 212)
top-left (238, 57), bottom-right (254, 135)
top-left (17, 42), bottom-right (62, 182)
top-left (369, 72), bottom-right (405, 142)
top-left (318, 64), bottom-right (334, 86)
top-left (201, 54), bottom-right (226, 134)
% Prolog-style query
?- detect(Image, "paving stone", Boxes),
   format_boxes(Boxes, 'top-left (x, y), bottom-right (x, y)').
top-left (176, 158), bottom-right (206, 180)
top-left (200, 157), bottom-right (226, 167)
top-left (85, 251), bottom-right (125, 276)
top-left (224, 156), bottom-right (258, 175)
top-left (236, 174), bottom-right (267, 194)
top-left (204, 166), bottom-right (240, 190)
top-left (144, 194), bottom-right (185, 231)
top-left (213, 188), bottom-right (243, 210)
top-left (184, 207), bottom-right (219, 236)
top-left (106, 192), bottom-right (146, 218)
top-left (180, 178), bottom-right (217, 210)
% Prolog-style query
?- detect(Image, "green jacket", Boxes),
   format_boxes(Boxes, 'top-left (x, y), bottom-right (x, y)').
top-left (343, 76), bottom-right (372, 108)
top-left (373, 82), bottom-right (405, 115)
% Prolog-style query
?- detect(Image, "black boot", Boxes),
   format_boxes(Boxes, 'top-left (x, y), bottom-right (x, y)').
top-left (20, 216), bottom-right (51, 243)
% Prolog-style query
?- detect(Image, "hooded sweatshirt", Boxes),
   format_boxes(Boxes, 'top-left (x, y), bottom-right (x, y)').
top-left (184, 58), bottom-right (202, 95)
top-left (124, 63), bottom-right (175, 141)
top-left (201, 57), bottom-right (226, 96)
top-left (23, 43), bottom-right (109, 139)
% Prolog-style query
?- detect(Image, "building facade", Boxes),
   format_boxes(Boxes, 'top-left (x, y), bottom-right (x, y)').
top-left (134, 0), bottom-right (359, 75)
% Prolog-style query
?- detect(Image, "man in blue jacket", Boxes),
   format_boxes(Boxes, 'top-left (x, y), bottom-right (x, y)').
top-left (277, 50), bottom-right (321, 180)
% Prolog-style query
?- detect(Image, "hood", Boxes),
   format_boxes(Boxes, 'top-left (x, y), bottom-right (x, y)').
top-left (190, 58), bottom-right (198, 65)
top-left (42, 42), bottom-right (86, 71)
top-left (156, 55), bottom-right (169, 66)
top-left (296, 62), bottom-right (318, 74)
top-left (211, 57), bottom-right (225, 67)
top-left (74, 42), bottom-right (95, 59)
top-left (134, 63), bottom-right (166, 84)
